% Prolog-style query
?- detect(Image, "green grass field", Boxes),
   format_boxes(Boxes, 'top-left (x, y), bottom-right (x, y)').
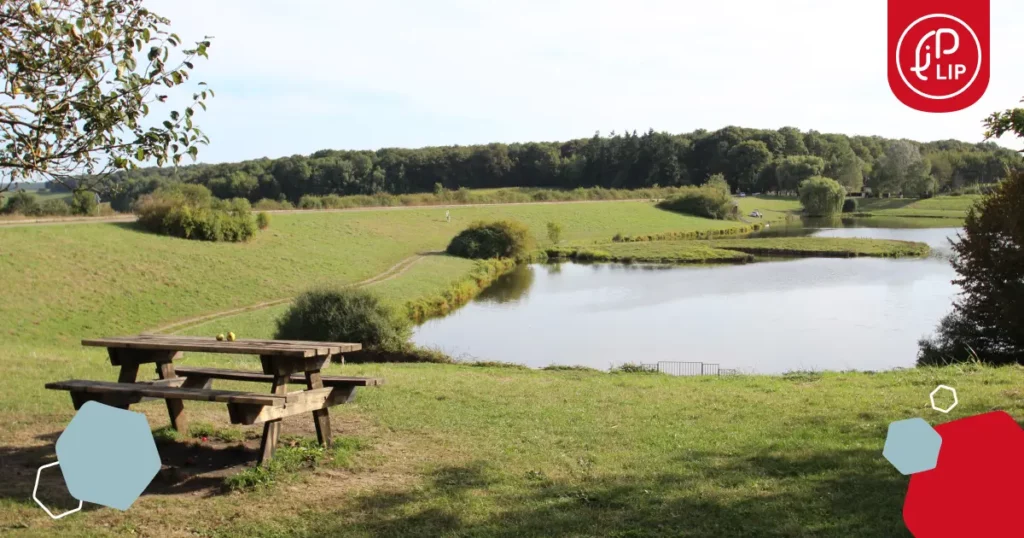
top-left (4, 361), bottom-right (1022, 537)
top-left (853, 195), bottom-right (981, 219)
top-left (0, 194), bottom-right (993, 538)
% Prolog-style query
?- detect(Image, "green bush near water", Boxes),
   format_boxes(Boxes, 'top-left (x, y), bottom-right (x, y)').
top-left (799, 176), bottom-right (847, 216)
top-left (655, 180), bottom-right (737, 220)
top-left (275, 287), bottom-right (411, 352)
top-left (842, 198), bottom-right (858, 213)
top-left (447, 220), bottom-right (535, 259)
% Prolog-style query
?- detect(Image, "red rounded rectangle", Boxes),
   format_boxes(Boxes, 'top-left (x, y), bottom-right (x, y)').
top-left (888, 0), bottom-right (990, 113)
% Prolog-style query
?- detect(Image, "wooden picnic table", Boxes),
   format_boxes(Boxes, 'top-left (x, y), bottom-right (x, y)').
top-left (46, 335), bottom-right (380, 465)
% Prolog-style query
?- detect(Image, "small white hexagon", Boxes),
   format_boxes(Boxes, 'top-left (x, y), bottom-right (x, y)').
top-left (33, 462), bottom-right (82, 520)
top-left (930, 385), bottom-right (959, 414)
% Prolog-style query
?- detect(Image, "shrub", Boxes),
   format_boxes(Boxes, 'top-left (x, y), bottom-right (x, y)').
top-left (1, 191), bottom-right (40, 215)
top-left (842, 198), bottom-right (858, 213)
top-left (70, 190), bottom-right (99, 216)
top-left (704, 173), bottom-right (731, 194)
top-left (254, 198), bottom-right (293, 210)
top-left (447, 220), bottom-right (535, 259)
top-left (546, 221), bottom-right (563, 245)
top-left (918, 172), bottom-right (1024, 365)
top-left (656, 185), bottom-right (737, 220)
top-left (275, 287), bottom-right (411, 352)
top-left (39, 198), bottom-right (71, 216)
top-left (256, 211), bottom-right (271, 230)
top-left (134, 184), bottom-right (256, 242)
top-left (298, 195), bottom-right (322, 210)
top-left (799, 176), bottom-right (846, 217)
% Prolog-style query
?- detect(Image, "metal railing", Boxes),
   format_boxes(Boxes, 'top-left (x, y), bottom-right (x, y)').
top-left (638, 361), bottom-right (739, 376)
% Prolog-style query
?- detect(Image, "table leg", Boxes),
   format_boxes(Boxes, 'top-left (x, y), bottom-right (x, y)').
top-left (305, 370), bottom-right (333, 448)
top-left (157, 362), bottom-right (188, 433)
top-left (112, 363), bottom-right (140, 409)
top-left (257, 374), bottom-right (289, 466)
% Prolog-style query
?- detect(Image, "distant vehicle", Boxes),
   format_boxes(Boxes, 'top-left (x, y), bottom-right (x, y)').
top-left (749, 211), bottom-right (762, 218)
top-left (738, 193), bottom-right (747, 197)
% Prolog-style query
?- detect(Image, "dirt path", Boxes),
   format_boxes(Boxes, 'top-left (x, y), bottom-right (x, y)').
top-left (148, 252), bottom-right (437, 335)
top-left (0, 198), bottom-right (659, 228)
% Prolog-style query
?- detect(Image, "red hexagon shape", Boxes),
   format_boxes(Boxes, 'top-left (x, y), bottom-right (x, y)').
top-left (903, 411), bottom-right (1024, 537)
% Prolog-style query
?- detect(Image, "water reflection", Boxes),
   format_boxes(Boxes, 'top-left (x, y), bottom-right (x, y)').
top-left (475, 264), bottom-right (536, 304)
top-left (413, 226), bottom-right (963, 374)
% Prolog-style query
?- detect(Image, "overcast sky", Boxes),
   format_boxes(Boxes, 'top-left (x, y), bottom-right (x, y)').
top-left (147, 0), bottom-right (1024, 164)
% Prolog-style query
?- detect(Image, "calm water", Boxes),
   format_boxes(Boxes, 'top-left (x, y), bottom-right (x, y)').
top-left (412, 225), bottom-right (962, 374)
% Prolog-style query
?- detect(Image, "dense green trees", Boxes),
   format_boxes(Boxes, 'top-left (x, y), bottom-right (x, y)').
top-left (97, 127), bottom-right (1021, 207)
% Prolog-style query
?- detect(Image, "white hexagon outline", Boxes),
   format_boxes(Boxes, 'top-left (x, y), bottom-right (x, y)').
top-left (930, 385), bottom-right (959, 414)
top-left (33, 461), bottom-right (82, 520)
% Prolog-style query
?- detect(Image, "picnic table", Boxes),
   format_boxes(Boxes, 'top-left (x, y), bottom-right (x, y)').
top-left (45, 335), bottom-right (382, 465)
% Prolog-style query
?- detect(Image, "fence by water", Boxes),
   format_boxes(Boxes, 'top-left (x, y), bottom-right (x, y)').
top-left (639, 361), bottom-right (739, 376)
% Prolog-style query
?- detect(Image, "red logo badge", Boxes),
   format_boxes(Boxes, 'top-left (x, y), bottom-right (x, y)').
top-left (888, 0), bottom-right (990, 113)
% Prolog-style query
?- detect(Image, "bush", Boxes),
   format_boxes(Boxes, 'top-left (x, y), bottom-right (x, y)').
top-left (447, 220), bottom-right (535, 259)
top-left (546, 221), bottom-right (563, 245)
top-left (842, 198), bottom-right (858, 213)
top-left (275, 287), bottom-right (411, 352)
top-left (254, 198), bottom-right (293, 210)
top-left (298, 195), bottom-right (322, 210)
top-left (39, 198), bottom-right (71, 216)
top-left (799, 176), bottom-right (846, 217)
top-left (656, 185), bottom-right (737, 220)
top-left (256, 211), bottom-right (271, 230)
top-left (1, 191), bottom-right (40, 215)
top-left (918, 172), bottom-right (1024, 365)
top-left (134, 184), bottom-right (256, 242)
top-left (70, 190), bottom-right (98, 216)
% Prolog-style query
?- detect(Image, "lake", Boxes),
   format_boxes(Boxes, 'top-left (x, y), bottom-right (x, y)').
top-left (411, 224), bottom-right (963, 374)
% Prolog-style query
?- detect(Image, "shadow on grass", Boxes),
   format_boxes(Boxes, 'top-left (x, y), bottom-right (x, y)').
top-left (0, 431), bottom-right (256, 510)
top-left (315, 448), bottom-right (911, 538)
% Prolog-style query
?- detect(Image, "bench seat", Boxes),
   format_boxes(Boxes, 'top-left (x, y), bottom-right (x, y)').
top-left (46, 379), bottom-right (286, 406)
top-left (173, 366), bottom-right (384, 387)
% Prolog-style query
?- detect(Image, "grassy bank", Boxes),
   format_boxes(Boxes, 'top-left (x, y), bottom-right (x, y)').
top-left (548, 243), bottom-right (753, 264)
top-left (550, 237), bottom-right (931, 264)
top-left (5, 362), bottom-right (1024, 537)
top-left (851, 195), bottom-right (980, 219)
top-left (708, 237), bottom-right (932, 258)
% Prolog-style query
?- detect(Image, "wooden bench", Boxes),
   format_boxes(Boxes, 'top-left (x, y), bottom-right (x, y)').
top-left (47, 335), bottom-right (378, 465)
top-left (44, 378), bottom-right (367, 426)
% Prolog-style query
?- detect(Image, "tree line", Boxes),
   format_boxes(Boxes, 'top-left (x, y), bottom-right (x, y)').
top-left (82, 126), bottom-right (1021, 211)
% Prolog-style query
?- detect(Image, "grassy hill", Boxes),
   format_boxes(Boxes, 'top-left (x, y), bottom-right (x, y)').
top-left (0, 194), bottom-right (999, 538)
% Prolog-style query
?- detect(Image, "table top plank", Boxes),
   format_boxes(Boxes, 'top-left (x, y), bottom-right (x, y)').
top-left (82, 335), bottom-right (361, 357)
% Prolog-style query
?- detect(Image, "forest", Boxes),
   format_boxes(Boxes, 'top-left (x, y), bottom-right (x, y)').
top-left (53, 126), bottom-right (1021, 211)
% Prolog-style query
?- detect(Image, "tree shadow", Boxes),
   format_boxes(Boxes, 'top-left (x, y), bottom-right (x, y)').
top-left (311, 447), bottom-right (912, 538)
top-left (0, 430), bottom-right (258, 510)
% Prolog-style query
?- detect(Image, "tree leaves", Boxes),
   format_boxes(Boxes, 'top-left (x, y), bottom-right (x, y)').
top-left (1, 0), bottom-right (214, 193)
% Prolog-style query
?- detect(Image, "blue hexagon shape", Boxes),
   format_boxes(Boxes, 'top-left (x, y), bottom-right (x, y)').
top-left (883, 417), bottom-right (942, 476)
top-left (55, 401), bottom-right (160, 511)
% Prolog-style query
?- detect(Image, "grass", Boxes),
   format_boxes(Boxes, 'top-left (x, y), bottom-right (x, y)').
top-left (0, 192), bottom-right (984, 537)
top-left (549, 237), bottom-right (931, 265)
top-left (549, 243), bottom-right (753, 264)
top-left (6, 362), bottom-right (1024, 537)
top-left (708, 237), bottom-right (932, 258)
top-left (852, 195), bottom-right (981, 219)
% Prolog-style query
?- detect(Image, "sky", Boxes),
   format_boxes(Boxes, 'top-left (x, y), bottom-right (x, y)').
top-left (146, 0), bottom-right (1024, 165)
